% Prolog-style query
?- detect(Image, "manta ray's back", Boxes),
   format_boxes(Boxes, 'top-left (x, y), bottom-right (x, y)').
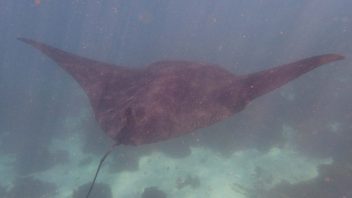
top-left (19, 37), bottom-right (345, 198)
top-left (18, 37), bottom-right (345, 146)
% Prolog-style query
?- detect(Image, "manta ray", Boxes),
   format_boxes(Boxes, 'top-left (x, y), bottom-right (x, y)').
top-left (18, 38), bottom-right (344, 197)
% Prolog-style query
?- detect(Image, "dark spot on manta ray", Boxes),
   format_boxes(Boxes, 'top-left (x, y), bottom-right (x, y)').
top-left (17, 37), bottom-right (345, 197)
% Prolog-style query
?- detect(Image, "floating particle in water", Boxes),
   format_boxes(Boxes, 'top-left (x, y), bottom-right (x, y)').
top-left (34, 0), bottom-right (41, 6)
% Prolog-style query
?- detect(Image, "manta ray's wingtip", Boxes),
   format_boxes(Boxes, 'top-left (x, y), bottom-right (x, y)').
top-left (17, 37), bottom-right (40, 48)
top-left (18, 37), bottom-right (45, 48)
top-left (17, 37), bottom-right (32, 43)
top-left (323, 53), bottom-right (345, 61)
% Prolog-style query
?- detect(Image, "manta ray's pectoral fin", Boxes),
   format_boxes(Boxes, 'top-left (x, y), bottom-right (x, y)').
top-left (18, 37), bottom-right (135, 109)
top-left (241, 54), bottom-right (345, 101)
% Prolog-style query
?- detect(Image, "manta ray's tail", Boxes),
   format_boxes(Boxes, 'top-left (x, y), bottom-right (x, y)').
top-left (241, 54), bottom-right (345, 101)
